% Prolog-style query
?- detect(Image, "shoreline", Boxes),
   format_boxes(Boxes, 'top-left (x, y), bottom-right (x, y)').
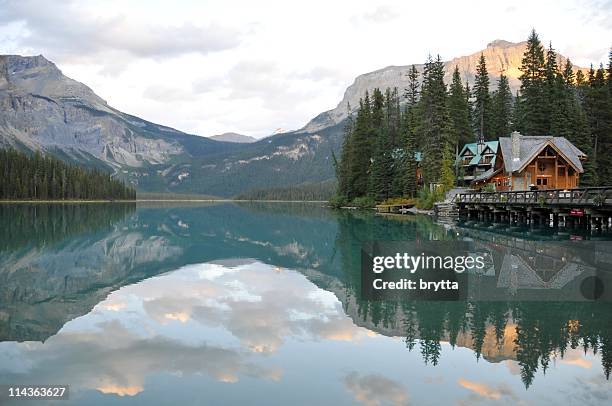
top-left (375, 207), bottom-right (435, 216)
top-left (0, 199), bottom-right (329, 204)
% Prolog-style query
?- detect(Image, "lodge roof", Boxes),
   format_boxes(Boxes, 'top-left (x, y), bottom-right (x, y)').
top-left (498, 134), bottom-right (586, 174)
top-left (473, 167), bottom-right (501, 182)
top-left (458, 141), bottom-right (499, 166)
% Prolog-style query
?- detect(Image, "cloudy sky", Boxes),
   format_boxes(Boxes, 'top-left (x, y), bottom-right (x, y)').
top-left (0, 0), bottom-right (610, 138)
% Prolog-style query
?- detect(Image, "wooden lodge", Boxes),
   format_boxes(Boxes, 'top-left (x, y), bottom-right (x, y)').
top-left (469, 131), bottom-right (586, 191)
top-left (452, 133), bottom-right (608, 230)
top-left (457, 140), bottom-right (499, 187)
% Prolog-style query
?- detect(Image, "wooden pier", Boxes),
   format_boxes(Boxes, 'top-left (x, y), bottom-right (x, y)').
top-left (375, 203), bottom-right (415, 214)
top-left (454, 187), bottom-right (612, 229)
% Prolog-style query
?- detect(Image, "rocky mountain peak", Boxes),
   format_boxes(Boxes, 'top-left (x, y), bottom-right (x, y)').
top-left (0, 54), bottom-right (108, 108)
top-left (209, 132), bottom-right (257, 143)
top-left (2, 54), bottom-right (57, 75)
top-left (0, 53), bottom-right (237, 176)
top-left (486, 39), bottom-right (519, 48)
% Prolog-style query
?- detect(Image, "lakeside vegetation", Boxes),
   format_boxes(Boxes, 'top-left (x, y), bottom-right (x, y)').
top-left (332, 30), bottom-right (612, 209)
top-left (0, 148), bottom-right (135, 200)
top-left (236, 180), bottom-right (336, 201)
top-left (136, 191), bottom-right (221, 200)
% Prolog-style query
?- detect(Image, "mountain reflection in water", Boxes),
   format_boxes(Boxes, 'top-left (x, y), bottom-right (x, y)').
top-left (0, 202), bottom-right (610, 405)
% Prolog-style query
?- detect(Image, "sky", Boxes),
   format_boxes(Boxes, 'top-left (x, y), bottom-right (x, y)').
top-left (0, 0), bottom-right (610, 139)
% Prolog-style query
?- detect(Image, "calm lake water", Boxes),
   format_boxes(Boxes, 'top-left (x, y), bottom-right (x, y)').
top-left (0, 202), bottom-right (611, 405)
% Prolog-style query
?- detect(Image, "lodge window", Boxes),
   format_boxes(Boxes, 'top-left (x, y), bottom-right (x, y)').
top-left (537, 178), bottom-right (548, 186)
top-left (538, 163), bottom-right (546, 173)
top-left (558, 167), bottom-right (565, 176)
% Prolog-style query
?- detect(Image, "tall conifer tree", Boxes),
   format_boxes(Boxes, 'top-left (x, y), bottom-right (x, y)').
top-left (518, 29), bottom-right (547, 135)
top-left (491, 73), bottom-right (513, 137)
top-left (401, 67), bottom-right (420, 197)
top-left (448, 66), bottom-right (472, 149)
top-left (420, 55), bottom-right (452, 186)
top-left (346, 94), bottom-right (372, 199)
top-left (336, 103), bottom-right (354, 198)
top-left (585, 65), bottom-right (612, 185)
top-left (473, 54), bottom-right (493, 140)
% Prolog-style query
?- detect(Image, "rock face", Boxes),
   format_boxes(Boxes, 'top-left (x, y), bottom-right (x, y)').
top-left (209, 132), bottom-right (257, 143)
top-left (0, 54), bottom-right (236, 173)
top-left (303, 40), bottom-right (585, 132)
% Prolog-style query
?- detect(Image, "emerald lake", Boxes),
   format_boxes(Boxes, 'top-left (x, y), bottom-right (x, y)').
top-left (0, 202), bottom-right (611, 405)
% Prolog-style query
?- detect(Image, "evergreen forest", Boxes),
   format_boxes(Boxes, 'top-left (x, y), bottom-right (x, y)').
top-left (333, 30), bottom-right (612, 207)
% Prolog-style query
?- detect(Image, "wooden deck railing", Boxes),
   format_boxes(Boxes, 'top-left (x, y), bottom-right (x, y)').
top-left (454, 187), bottom-right (612, 207)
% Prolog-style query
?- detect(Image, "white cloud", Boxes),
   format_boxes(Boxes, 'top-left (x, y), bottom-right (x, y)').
top-left (0, 0), bottom-right (610, 138)
top-left (344, 372), bottom-right (410, 406)
top-left (361, 5), bottom-right (400, 23)
top-left (0, 0), bottom-right (242, 61)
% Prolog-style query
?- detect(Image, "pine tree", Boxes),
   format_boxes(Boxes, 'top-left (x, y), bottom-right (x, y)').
top-left (448, 66), bottom-right (472, 148)
top-left (576, 70), bottom-right (586, 87)
top-left (473, 54), bottom-right (493, 140)
top-left (464, 82), bottom-right (474, 137)
top-left (404, 65), bottom-right (420, 105)
top-left (347, 95), bottom-right (372, 199)
top-left (518, 29), bottom-right (547, 135)
top-left (401, 67), bottom-right (421, 197)
top-left (370, 117), bottom-right (393, 201)
top-left (584, 65), bottom-right (612, 185)
top-left (387, 88), bottom-right (402, 149)
top-left (420, 55), bottom-right (452, 186)
top-left (335, 103), bottom-right (353, 198)
top-left (608, 48), bottom-right (612, 94)
top-left (491, 73), bottom-right (514, 137)
top-left (387, 88), bottom-right (405, 196)
top-left (543, 42), bottom-right (560, 134)
top-left (440, 145), bottom-right (456, 192)
top-left (400, 110), bottom-right (418, 197)
top-left (370, 88), bottom-right (385, 129)
top-left (559, 60), bottom-right (598, 185)
top-left (562, 58), bottom-right (575, 87)
top-left (511, 91), bottom-right (523, 131)
top-left (368, 89), bottom-right (386, 197)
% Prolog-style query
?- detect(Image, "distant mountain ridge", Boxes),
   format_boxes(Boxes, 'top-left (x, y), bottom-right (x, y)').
top-left (209, 132), bottom-right (257, 143)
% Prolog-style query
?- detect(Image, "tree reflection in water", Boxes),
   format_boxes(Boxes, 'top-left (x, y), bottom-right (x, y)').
top-left (335, 210), bottom-right (612, 388)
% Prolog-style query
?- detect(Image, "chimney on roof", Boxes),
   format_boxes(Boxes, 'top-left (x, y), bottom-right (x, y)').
top-left (477, 132), bottom-right (485, 154)
top-left (511, 131), bottom-right (522, 161)
top-left (477, 137), bottom-right (485, 154)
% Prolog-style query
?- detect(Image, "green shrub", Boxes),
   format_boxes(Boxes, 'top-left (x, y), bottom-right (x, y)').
top-left (328, 195), bottom-right (348, 208)
top-left (380, 197), bottom-right (416, 206)
top-left (415, 188), bottom-right (444, 209)
top-left (482, 183), bottom-right (495, 193)
top-left (352, 196), bottom-right (376, 209)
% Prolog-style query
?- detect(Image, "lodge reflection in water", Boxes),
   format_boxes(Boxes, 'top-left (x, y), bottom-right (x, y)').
top-left (334, 212), bottom-right (612, 387)
top-left (0, 203), bottom-right (610, 402)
